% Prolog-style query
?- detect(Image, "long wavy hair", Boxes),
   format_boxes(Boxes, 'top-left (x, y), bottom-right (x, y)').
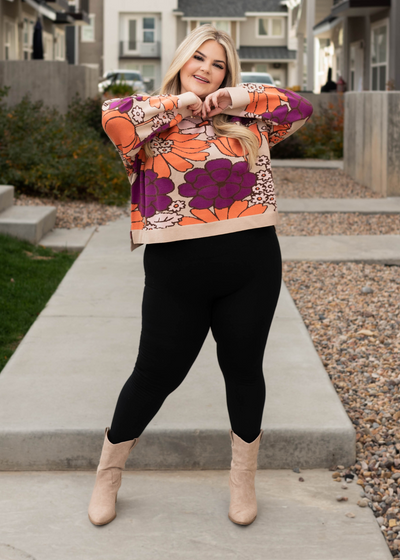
top-left (143, 25), bottom-right (259, 168)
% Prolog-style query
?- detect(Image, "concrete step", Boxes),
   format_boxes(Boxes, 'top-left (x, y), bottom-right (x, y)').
top-left (0, 470), bottom-right (392, 560)
top-left (272, 159), bottom-right (344, 169)
top-left (0, 218), bottom-right (355, 471)
top-left (0, 205), bottom-right (56, 244)
top-left (279, 234), bottom-right (400, 264)
top-left (277, 197), bottom-right (400, 213)
top-left (0, 185), bottom-right (14, 212)
top-left (39, 226), bottom-right (97, 252)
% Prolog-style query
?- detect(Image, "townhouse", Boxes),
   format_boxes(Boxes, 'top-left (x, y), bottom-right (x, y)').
top-left (294, 0), bottom-right (400, 92)
top-left (102, 0), bottom-right (299, 92)
top-left (0, 0), bottom-right (89, 63)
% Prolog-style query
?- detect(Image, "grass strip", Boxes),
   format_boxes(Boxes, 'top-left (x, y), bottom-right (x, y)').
top-left (0, 233), bottom-right (79, 373)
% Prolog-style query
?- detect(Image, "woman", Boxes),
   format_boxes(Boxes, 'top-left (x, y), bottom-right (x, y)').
top-left (88, 25), bottom-right (313, 527)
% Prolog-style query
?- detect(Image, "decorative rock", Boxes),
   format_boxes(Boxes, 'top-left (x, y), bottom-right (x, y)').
top-left (362, 286), bottom-right (374, 294)
top-left (292, 467), bottom-right (300, 473)
top-left (358, 498), bottom-right (369, 507)
top-left (345, 512), bottom-right (356, 518)
top-left (376, 516), bottom-right (385, 526)
top-left (337, 496), bottom-right (348, 502)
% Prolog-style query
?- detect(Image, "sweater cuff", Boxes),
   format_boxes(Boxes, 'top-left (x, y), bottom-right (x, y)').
top-left (177, 91), bottom-right (199, 108)
top-left (225, 87), bottom-right (250, 110)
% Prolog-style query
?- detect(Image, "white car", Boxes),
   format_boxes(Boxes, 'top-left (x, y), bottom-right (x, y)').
top-left (99, 70), bottom-right (146, 94)
top-left (240, 72), bottom-right (276, 86)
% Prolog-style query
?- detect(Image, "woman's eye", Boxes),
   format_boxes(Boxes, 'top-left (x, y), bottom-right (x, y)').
top-left (194, 55), bottom-right (203, 61)
top-left (214, 64), bottom-right (224, 69)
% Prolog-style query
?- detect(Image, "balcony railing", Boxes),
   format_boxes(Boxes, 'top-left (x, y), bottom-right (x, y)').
top-left (119, 41), bottom-right (161, 59)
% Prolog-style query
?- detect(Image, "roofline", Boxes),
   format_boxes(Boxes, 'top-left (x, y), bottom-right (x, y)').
top-left (180, 16), bottom-right (247, 21)
top-left (239, 57), bottom-right (296, 62)
top-left (244, 12), bottom-right (288, 16)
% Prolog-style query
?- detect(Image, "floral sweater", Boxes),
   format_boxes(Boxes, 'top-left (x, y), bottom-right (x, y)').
top-left (101, 84), bottom-right (313, 250)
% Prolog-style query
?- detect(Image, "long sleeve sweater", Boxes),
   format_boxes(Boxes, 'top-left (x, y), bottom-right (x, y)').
top-left (101, 84), bottom-right (313, 250)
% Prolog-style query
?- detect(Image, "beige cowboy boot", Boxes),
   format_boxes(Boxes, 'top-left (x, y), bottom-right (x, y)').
top-left (88, 427), bottom-right (139, 526)
top-left (228, 429), bottom-right (263, 526)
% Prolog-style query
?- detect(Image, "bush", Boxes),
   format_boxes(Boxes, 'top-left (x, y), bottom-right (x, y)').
top-left (103, 82), bottom-right (136, 97)
top-left (0, 88), bottom-right (130, 205)
top-left (272, 97), bottom-right (344, 160)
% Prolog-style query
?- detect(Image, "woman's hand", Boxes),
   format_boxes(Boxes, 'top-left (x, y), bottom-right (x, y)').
top-left (202, 88), bottom-right (232, 119)
top-left (187, 94), bottom-right (203, 117)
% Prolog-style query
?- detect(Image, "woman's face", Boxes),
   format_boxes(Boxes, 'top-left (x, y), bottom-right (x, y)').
top-left (179, 39), bottom-right (227, 99)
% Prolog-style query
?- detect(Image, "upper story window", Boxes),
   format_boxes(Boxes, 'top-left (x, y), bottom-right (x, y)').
top-left (198, 21), bottom-right (231, 34)
top-left (143, 18), bottom-right (155, 43)
top-left (257, 17), bottom-right (284, 38)
top-left (371, 20), bottom-right (388, 91)
top-left (81, 14), bottom-right (95, 42)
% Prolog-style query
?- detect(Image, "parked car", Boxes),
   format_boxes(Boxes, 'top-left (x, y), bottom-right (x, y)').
top-left (240, 72), bottom-right (275, 86)
top-left (99, 70), bottom-right (146, 94)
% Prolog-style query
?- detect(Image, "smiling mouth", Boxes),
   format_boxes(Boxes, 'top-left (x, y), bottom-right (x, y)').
top-left (193, 75), bottom-right (209, 83)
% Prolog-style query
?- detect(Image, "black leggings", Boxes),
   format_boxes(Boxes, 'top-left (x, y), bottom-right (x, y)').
top-left (108, 226), bottom-right (282, 444)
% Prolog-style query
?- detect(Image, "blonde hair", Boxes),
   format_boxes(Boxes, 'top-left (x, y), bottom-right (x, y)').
top-left (143, 25), bottom-right (259, 168)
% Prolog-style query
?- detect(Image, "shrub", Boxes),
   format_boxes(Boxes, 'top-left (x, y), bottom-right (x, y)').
top-left (103, 82), bottom-right (135, 97)
top-left (272, 96), bottom-right (344, 160)
top-left (0, 88), bottom-right (130, 205)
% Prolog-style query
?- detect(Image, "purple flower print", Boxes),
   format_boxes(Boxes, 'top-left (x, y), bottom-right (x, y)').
top-left (262, 89), bottom-right (313, 124)
top-left (178, 159), bottom-right (256, 210)
top-left (132, 170), bottom-right (174, 218)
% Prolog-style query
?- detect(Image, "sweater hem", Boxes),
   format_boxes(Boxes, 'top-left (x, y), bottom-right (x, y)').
top-left (130, 211), bottom-right (279, 251)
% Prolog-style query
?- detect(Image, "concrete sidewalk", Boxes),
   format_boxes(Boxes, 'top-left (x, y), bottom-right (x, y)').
top-left (0, 470), bottom-right (392, 560)
top-left (279, 234), bottom-right (400, 264)
top-left (0, 217), bottom-right (355, 471)
top-left (277, 197), bottom-right (400, 213)
top-left (272, 159), bottom-right (344, 169)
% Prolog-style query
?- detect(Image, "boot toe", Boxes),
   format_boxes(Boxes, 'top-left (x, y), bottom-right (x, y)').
top-left (88, 507), bottom-right (116, 526)
top-left (228, 507), bottom-right (257, 526)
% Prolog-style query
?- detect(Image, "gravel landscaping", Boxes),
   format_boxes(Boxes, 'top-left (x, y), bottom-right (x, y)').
top-left (283, 261), bottom-right (400, 558)
top-left (277, 213), bottom-right (400, 236)
top-left (14, 194), bottom-right (129, 229)
top-left (273, 168), bottom-right (382, 198)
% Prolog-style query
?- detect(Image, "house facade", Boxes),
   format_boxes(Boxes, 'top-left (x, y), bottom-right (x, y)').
top-left (0, 0), bottom-right (89, 63)
top-left (294, 0), bottom-right (400, 92)
top-left (102, 0), bottom-right (299, 92)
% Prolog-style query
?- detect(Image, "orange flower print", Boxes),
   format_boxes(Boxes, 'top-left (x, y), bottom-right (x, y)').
top-left (179, 200), bottom-right (267, 226)
top-left (130, 204), bottom-right (144, 230)
top-left (243, 84), bottom-right (285, 115)
top-left (144, 129), bottom-right (210, 178)
top-left (149, 94), bottom-right (180, 111)
top-left (102, 109), bottom-right (140, 156)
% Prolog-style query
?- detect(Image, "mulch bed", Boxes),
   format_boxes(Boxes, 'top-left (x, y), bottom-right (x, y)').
top-left (283, 261), bottom-right (400, 558)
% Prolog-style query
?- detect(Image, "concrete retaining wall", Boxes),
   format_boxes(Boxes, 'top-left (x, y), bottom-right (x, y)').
top-left (0, 61), bottom-right (99, 114)
top-left (300, 92), bottom-right (343, 117)
top-left (344, 92), bottom-right (400, 197)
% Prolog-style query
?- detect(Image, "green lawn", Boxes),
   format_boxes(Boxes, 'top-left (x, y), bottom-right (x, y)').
top-left (0, 233), bottom-right (79, 373)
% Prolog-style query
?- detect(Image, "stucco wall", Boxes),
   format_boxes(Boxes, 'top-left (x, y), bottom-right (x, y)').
top-left (344, 92), bottom-right (400, 197)
top-left (0, 60), bottom-right (99, 113)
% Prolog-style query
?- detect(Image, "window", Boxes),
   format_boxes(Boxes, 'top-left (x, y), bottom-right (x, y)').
top-left (257, 18), bottom-right (284, 38)
top-left (4, 20), bottom-right (17, 60)
top-left (128, 19), bottom-right (137, 50)
top-left (81, 14), bottom-right (95, 42)
top-left (22, 17), bottom-right (34, 60)
top-left (197, 21), bottom-right (231, 34)
top-left (371, 22), bottom-right (388, 91)
top-left (55, 29), bottom-right (65, 60)
top-left (143, 18), bottom-right (155, 43)
top-left (43, 32), bottom-right (54, 60)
